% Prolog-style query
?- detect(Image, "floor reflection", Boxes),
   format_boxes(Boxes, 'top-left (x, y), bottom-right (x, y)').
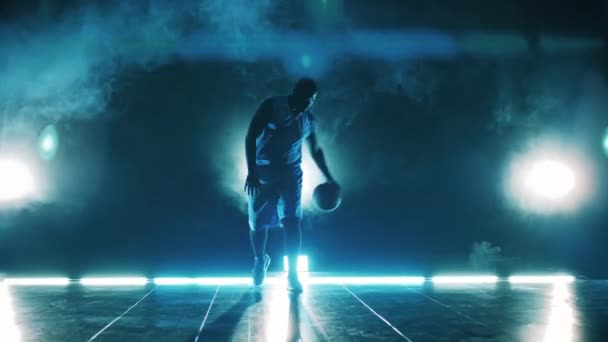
top-left (0, 282), bottom-right (21, 342)
top-left (543, 282), bottom-right (576, 342)
top-left (249, 280), bottom-right (307, 341)
top-left (5, 276), bottom-right (599, 341)
top-left (286, 293), bottom-right (302, 342)
top-left (265, 284), bottom-right (292, 341)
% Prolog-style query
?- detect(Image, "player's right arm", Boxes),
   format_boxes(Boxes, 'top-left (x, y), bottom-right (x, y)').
top-left (244, 98), bottom-right (272, 196)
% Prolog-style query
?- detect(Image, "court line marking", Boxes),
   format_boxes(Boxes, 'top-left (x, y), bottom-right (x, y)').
top-left (193, 285), bottom-right (220, 342)
top-left (342, 285), bottom-right (413, 342)
top-left (88, 287), bottom-right (156, 341)
top-left (417, 292), bottom-right (518, 342)
top-left (301, 295), bottom-right (331, 341)
top-left (299, 297), bottom-right (331, 341)
top-left (418, 292), bottom-right (487, 327)
top-left (289, 294), bottom-right (331, 341)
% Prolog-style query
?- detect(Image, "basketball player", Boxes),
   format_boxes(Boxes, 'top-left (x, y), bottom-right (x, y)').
top-left (244, 78), bottom-right (338, 292)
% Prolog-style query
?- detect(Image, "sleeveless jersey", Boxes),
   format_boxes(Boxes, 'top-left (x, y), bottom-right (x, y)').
top-left (255, 96), bottom-right (315, 170)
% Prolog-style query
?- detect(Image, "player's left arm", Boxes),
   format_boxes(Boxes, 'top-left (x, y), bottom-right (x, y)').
top-left (306, 130), bottom-right (337, 184)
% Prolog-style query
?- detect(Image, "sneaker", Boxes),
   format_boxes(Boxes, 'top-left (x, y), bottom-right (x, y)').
top-left (287, 273), bottom-right (303, 293)
top-left (252, 254), bottom-right (271, 286)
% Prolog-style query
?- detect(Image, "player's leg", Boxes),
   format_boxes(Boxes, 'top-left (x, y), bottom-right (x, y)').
top-left (248, 183), bottom-right (278, 286)
top-left (249, 228), bottom-right (268, 260)
top-left (282, 216), bottom-right (302, 291)
top-left (279, 168), bottom-right (304, 292)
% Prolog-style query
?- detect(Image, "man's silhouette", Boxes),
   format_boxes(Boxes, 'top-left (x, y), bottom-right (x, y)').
top-left (244, 78), bottom-right (338, 292)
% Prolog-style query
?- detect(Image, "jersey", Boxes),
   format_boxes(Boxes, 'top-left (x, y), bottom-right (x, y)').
top-left (255, 96), bottom-right (315, 179)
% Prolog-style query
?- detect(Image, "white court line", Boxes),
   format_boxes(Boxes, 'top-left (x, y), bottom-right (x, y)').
top-left (194, 285), bottom-right (220, 342)
top-left (342, 285), bottom-right (413, 342)
top-left (87, 288), bottom-right (155, 341)
top-left (418, 293), bottom-right (487, 327)
top-left (418, 292), bottom-right (518, 342)
top-left (302, 298), bottom-right (330, 341)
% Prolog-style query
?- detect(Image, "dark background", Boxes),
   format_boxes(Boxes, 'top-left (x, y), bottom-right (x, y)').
top-left (0, 0), bottom-right (607, 278)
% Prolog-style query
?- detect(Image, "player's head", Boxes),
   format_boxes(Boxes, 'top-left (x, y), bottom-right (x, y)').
top-left (291, 78), bottom-right (318, 113)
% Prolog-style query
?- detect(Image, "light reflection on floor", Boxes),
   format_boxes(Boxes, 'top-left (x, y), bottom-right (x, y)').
top-left (244, 277), bottom-right (315, 341)
top-left (0, 282), bottom-right (21, 342)
top-left (264, 282), bottom-right (290, 341)
top-left (543, 282), bottom-right (575, 342)
top-left (2, 276), bottom-right (607, 341)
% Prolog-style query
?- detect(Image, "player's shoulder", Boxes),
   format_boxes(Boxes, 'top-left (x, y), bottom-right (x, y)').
top-left (263, 95), bottom-right (286, 102)
top-left (257, 96), bottom-right (278, 116)
top-left (260, 96), bottom-right (276, 106)
top-left (261, 96), bottom-right (287, 110)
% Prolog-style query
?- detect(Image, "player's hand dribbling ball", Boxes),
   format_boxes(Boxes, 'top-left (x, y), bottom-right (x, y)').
top-left (313, 182), bottom-right (342, 212)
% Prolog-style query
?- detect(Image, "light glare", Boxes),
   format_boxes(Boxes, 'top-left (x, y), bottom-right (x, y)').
top-left (306, 276), bottom-right (425, 285)
top-left (153, 278), bottom-right (197, 285)
top-left (194, 277), bottom-right (261, 285)
top-left (543, 283), bottom-right (574, 341)
top-left (80, 277), bottom-right (148, 286)
top-left (37, 124), bottom-right (59, 161)
top-left (431, 275), bottom-right (498, 284)
top-left (153, 276), bottom-right (425, 286)
top-left (506, 141), bottom-right (594, 214)
top-left (508, 275), bottom-right (575, 284)
top-left (2, 274), bottom-right (578, 287)
top-left (42, 136), bottom-right (54, 151)
top-left (525, 160), bottom-right (575, 199)
top-left (0, 159), bottom-right (35, 202)
top-left (0, 283), bottom-right (21, 342)
top-left (5, 278), bottom-right (70, 286)
top-left (603, 128), bottom-right (608, 157)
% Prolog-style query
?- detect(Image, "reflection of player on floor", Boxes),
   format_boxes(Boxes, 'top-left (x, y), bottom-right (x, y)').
top-left (244, 78), bottom-right (339, 292)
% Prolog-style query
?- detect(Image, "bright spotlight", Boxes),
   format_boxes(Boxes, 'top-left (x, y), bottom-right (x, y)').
top-left (0, 159), bottom-right (35, 202)
top-left (525, 160), bottom-right (575, 199)
top-left (506, 142), bottom-right (594, 213)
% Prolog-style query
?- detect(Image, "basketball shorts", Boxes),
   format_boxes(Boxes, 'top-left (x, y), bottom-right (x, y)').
top-left (248, 166), bottom-right (303, 231)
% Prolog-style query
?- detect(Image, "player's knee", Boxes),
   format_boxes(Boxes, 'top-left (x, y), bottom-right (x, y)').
top-left (250, 217), bottom-right (273, 231)
top-left (249, 220), bottom-right (263, 232)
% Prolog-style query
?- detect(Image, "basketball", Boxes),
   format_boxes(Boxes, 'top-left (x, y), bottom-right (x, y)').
top-left (313, 182), bottom-right (342, 211)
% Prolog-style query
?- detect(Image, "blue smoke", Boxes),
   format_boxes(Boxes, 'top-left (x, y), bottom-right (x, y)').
top-left (0, 0), bottom-right (461, 137)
